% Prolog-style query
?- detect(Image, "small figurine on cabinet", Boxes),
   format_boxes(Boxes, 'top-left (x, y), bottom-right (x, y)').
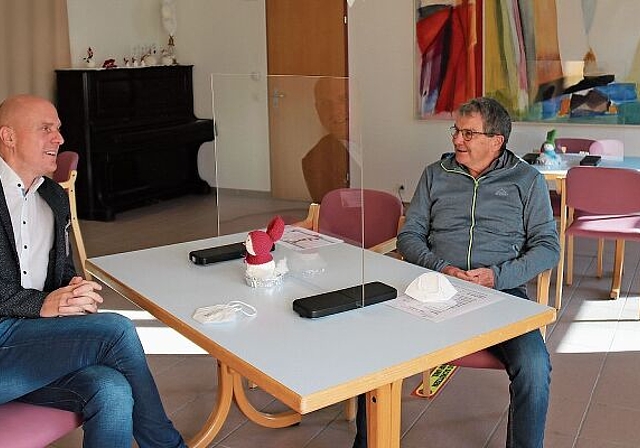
top-left (244, 216), bottom-right (288, 285)
top-left (83, 47), bottom-right (95, 68)
top-left (142, 46), bottom-right (158, 66)
top-left (161, 48), bottom-right (174, 66)
top-left (101, 58), bottom-right (117, 69)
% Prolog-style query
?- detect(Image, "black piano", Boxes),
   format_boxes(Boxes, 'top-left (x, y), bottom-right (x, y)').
top-left (55, 65), bottom-right (214, 221)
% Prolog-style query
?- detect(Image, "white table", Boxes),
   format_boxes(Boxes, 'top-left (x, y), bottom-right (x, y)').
top-left (86, 233), bottom-right (556, 448)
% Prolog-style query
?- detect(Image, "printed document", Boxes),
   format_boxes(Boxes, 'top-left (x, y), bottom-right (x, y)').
top-left (279, 226), bottom-right (343, 251)
top-left (387, 281), bottom-right (505, 322)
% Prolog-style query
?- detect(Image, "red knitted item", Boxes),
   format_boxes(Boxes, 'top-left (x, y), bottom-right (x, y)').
top-left (245, 216), bottom-right (285, 266)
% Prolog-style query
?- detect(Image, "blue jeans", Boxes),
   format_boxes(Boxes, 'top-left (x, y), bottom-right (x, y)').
top-left (353, 288), bottom-right (551, 448)
top-left (0, 312), bottom-right (186, 448)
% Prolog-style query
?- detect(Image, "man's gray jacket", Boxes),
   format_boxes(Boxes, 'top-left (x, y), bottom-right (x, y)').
top-left (397, 149), bottom-right (560, 291)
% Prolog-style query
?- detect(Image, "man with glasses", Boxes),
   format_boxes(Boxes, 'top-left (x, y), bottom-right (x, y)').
top-left (352, 97), bottom-right (559, 448)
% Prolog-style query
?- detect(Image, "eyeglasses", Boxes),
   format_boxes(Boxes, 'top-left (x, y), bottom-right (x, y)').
top-left (449, 125), bottom-right (498, 141)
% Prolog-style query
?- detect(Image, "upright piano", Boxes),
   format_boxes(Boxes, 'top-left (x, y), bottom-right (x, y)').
top-left (56, 65), bottom-right (214, 221)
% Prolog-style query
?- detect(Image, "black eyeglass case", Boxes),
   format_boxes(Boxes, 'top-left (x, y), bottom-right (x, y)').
top-left (189, 242), bottom-right (247, 265)
top-left (292, 281), bottom-right (397, 318)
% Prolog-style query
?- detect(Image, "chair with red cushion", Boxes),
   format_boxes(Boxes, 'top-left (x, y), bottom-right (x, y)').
top-left (588, 139), bottom-right (624, 158)
top-left (567, 140), bottom-right (626, 281)
top-left (0, 401), bottom-right (82, 448)
top-left (554, 137), bottom-right (596, 154)
top-left (561, 166), bottom-right (640, 301)
top-left (296, 188), bottom-right (404, 254)
top-left (296, 188), bottom-right (404, 419)
top-left (0, 150), bottom-right (86, 447)
top-left (421, 268), bottom-right (552, 396)
top-left (548, 138), bottom-right (596, 216)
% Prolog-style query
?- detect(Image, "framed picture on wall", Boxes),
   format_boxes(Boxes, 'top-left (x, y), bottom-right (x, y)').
top-left (416, 0), bottom-right (640, 125)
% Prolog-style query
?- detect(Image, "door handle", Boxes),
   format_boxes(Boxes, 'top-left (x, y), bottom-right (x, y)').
top-left (271, 89), bottom-right (286, 107)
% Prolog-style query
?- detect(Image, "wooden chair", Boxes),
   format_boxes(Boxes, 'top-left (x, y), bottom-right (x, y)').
top-left (588, 139), bottom-right (624, 159)
top-left (549, 137), bottom-right (595, 214)
top-left (554, 137), bottom-right (596, 153)
top-left (52, 151), bottom-right (90, 279)
top-left (421, 268), bottom-right (552, 396)
top-left (0, 152), bottom-right (85, 448)
top-left (295, 188), bottom-right (404, 419)
top-left (561, 166), bottom-right (640, 302)
top-left (549, 138), bottom-right (596, 216)
top-left (566, 139), bottom-right (626, 282)
top-left (551, 139), bottom-right (621, 308)
top-left (295, 188), bottom-right (404, 255)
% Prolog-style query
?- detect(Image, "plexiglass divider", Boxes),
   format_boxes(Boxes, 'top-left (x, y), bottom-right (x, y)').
top-left (210, 73), bottom-right (371, 309)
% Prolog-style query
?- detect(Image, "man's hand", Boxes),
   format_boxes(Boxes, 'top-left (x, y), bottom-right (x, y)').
top-left (442, 266), bottom-right (495, 288)
top-left (40, 277), bottom-right (104, 317)
top-left (442, 265), bottom-right (476, 282)
top-left (465, 267), bottom-right (495, 288)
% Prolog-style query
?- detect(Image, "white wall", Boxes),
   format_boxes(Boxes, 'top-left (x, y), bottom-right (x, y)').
top-left (66, 0), bottom-right (269, 191)
top-left (67, 0), bottom-right (640, 199)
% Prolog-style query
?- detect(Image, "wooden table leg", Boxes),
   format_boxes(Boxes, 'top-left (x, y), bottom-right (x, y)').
top-left (188, 362), bottom-right (235, 448)
top-left (366, 380), bottom-right (403, 448)
top-left (232, 369), bottom-right (301, 428)
top-left (187, 362), bottom-right (301, 448)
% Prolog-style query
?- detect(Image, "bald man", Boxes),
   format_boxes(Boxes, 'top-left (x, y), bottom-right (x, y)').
top-left (0, 95), bottom-right (187, 448)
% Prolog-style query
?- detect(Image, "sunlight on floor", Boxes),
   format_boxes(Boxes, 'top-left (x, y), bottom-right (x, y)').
top-left (101, 308), bottom-right (206, 354)
top-left (554, 294), bottom-right (640, 354)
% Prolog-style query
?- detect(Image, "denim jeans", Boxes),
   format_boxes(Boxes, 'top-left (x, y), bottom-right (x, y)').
top-left (0, 312), bottom-right (186, 448)
top-left (353, 288), bottom-right (551, 448)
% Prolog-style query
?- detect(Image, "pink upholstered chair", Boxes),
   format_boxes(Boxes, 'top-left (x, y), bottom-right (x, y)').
top-left (51, 150), bottom-right (79, 184)
top-left (421, 268), bottom-right (551, 396)
top-left (0, 401), bottom-right (82, 447)
top-left (296, 188), bottom-right (404, 419)
top-left (588, 139), bottom-right (624, 158)
top-left (568, 140), bottom-right (627, 279)
top-left (296, 188), bottom-right (404, 254)
top-left (562, 166), bottom-right (640, 301)
top-left (548, 138), bottom-right (596, 217)
top-left (0, 150), bottom-right (86, 447)
top-left (554, 137), bottom-right (596, 153)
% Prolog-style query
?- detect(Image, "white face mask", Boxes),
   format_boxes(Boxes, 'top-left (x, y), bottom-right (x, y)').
top-left (192, 301), bottom-right (257, 324)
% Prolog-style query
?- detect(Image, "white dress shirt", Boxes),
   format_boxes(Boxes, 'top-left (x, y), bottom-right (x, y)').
top-left (0, 157), bottom-right (54, 290)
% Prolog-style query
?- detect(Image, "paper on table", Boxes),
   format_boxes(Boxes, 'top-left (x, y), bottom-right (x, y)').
top-left (387, 281), bottom-right (505, 322)
top-left (279, 226), bottom-right (343, 251)
top-left (405, 272), bottom-right (457, 302)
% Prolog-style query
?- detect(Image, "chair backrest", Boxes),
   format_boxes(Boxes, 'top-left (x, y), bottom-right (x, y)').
top-left (554, 138), bottom-right (596, 153)
top-left (588, 139), bottom-right (624, 158)
top-left (52, 151), bottom-right (79, 183)
top-left (566, 166), bottom-right (640, 215)
top-left (53, 151), bottom-right (90, 279)
top-left (317, 188), bottom-right (403, 249)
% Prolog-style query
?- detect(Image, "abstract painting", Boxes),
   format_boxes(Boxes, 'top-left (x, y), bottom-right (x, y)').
top-left (417, 0), bottom-right (640, 125)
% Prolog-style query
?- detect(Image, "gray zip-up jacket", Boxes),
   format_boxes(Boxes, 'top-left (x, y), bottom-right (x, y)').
top-left (397, 149), bottom-right (559, 292)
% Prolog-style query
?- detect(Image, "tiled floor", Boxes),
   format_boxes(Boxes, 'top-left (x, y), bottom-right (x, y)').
top-left (51, 191), bottom-right (640, 448)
